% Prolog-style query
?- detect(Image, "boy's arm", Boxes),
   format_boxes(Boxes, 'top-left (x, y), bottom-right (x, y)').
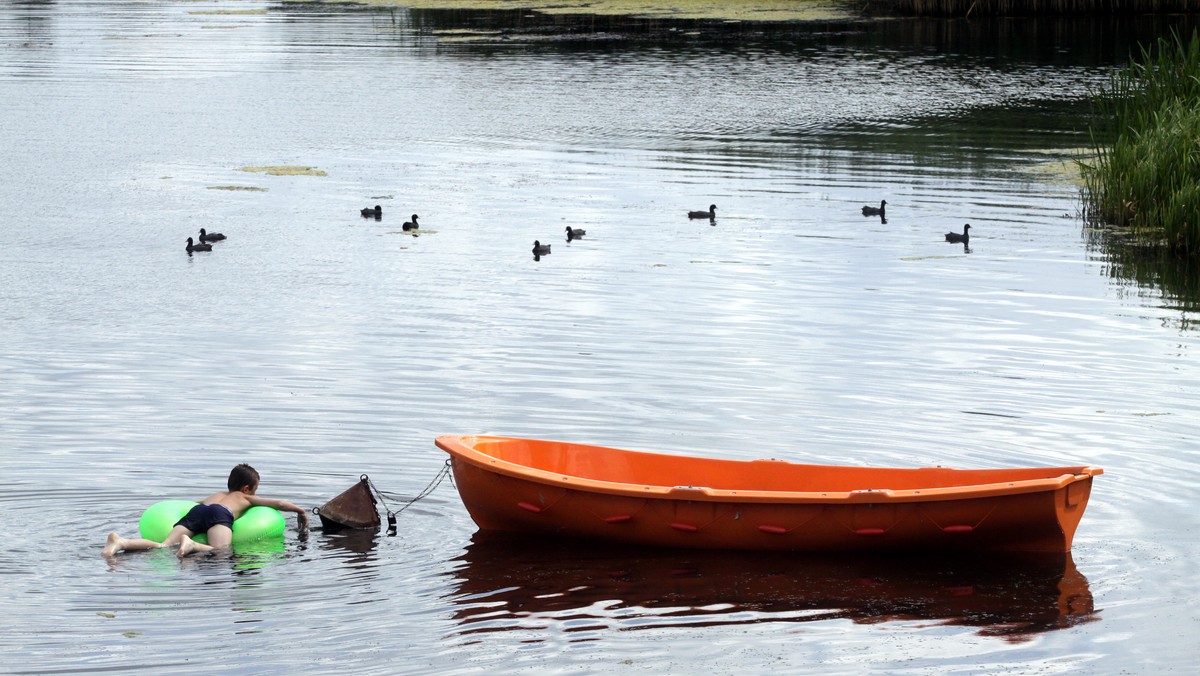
top-left (247, 495), bottom-right (310, 530)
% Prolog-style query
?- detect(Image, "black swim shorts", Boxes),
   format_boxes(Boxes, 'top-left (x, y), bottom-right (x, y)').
top-left (174, 503), bottom-right (235, 534)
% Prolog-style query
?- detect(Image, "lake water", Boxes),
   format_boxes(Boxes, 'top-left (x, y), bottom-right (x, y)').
top-left (2, 1), bottom-right (1198, 673)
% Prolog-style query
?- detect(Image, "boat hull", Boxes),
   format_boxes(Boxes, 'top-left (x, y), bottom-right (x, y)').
top-left (437, 435), bottom-right (1102, 553)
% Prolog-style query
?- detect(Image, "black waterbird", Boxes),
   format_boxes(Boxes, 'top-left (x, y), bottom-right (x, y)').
top-left (199, 228), bottom-right (225, 243)
top-left (186, 237), bottom-right (212, 253)
top-left (862, 200), bottom-right (887, 216)
top-left (945, 224), bottom-right (971, 244)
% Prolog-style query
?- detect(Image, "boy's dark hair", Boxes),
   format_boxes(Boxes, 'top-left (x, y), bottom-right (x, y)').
top-left (228, 463), bottom-right (260, 491)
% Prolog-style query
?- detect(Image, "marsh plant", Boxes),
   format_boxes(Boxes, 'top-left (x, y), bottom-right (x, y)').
top-left (1082, 29), bottom-right (1200, 256)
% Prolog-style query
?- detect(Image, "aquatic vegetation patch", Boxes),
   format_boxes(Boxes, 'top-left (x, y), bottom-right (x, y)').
top-left (208, 185), bottom-right (269, 192)
top-left (307, 0), bottom-right (854, 22)
top-left (434, 29), bottom-right (506, 43)
top-left (433, 29), bottom-right (503, 36)
top-left (535, 0), bottom-right (852, 21)
top-left (189, 9), bottom-right (268, 15)
top-left (1023, 148), bottom-right (1092, 187)
top-left (1026, 159), bottom-right (1086, 187)
top-left (240, 166), bottom-right (328, 176)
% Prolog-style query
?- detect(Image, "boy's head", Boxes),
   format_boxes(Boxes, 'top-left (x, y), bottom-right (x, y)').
top-left (228, 463), bottom-right (260, 493)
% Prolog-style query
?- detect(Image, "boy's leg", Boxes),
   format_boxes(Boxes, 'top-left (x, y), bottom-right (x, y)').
top-left (102, 526), bottom-right (193, 556)
top-left (177, 524), bottom-right (232, 558)
top-left (160, 525), bottom-right (196, 548)
top-left (102, 532), bottom-right (163, 556)
top-left (205, 524), bottom-right (234, 550)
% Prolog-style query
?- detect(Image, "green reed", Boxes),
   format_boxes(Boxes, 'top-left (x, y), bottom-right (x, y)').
top-left (1081, 28), bottom-right (1200, 256)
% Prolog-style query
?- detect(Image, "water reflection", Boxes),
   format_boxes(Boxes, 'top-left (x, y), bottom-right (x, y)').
top-left (102, 538), bottom-right (288, 575)
top-left (319, 530), bottom-right (382, 566)
top-left (447, 533), bottom-right (1095, 641)
top-left (1087, 228), bottom-right (1200, 330)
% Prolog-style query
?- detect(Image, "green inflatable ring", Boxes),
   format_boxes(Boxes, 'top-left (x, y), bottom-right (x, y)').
top-left (138, 500), bottom-right (286, 545)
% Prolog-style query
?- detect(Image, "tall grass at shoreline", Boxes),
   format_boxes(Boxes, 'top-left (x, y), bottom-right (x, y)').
top-left (1082, 29), bottom-right (1200, 256)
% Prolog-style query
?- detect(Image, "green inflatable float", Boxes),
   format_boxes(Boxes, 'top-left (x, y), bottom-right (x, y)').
top-left (138, 500), bottom-right (286, 545)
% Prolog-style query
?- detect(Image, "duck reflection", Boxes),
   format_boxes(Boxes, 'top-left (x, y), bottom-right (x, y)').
top-left (446, 532), bottom-right (1095, 641)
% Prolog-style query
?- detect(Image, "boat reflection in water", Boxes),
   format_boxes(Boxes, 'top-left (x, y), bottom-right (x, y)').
top-left (446, 532), bottom-right (1096, 641)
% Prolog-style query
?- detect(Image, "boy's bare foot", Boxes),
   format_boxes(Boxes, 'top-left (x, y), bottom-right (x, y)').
top-left (102, 532), bottom-right (124, 557)
top-left (177, 534), bottom-right (198, 558)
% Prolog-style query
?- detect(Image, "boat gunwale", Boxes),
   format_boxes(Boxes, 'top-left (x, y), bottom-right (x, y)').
top-left (436, 435), bottom-right (1103, 505)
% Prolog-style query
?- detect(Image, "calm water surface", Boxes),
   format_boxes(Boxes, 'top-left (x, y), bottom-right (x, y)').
top-left (2, 1), bottom-right (1198, 673)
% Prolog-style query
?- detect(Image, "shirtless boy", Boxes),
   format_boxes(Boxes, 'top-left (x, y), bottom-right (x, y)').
top-left (102, 463), bottom-right (308, 558)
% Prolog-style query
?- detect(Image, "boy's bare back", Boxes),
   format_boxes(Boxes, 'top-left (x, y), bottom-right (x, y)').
top-left (202, 491), bottom-right (254, 520)
top-left (200, 489), bottom-right (309, 529)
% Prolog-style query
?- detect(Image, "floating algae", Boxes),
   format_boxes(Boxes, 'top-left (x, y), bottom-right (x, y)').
top-left (299, 0), bottom-right (853, 22)
top-left (189, 9), bottom-right (268, 15)
top-left (434, 29), bottom-right (506, 43)
top-left (1025, 159), bottom-right (1086, 186)
top-left (1019, 148), bottom-right (1093, 187)
top-left (208, 185), bottom-right (268, 192)
top-left (239, 166), bottom-right (328, 177)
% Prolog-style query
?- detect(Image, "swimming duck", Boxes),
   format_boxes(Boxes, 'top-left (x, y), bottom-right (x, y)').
top-left (361, 205), bottom-right (382, 218)
top-left (186, 237), bottom-right (212, 253)
top-left (402, 214), bottom-right (420, 231)
top-left (532, 240), bottom-right (551, 256)
top-left (862, 200), bottom-right (887, 216)
top-left (566, 226), bottom-right (586, 239)
top-left (688, 204), bottom-right (717, 220)
top-left (199, 228), bottom-right (225, 243)
top-left (944, 224), bottom-right (971, 244)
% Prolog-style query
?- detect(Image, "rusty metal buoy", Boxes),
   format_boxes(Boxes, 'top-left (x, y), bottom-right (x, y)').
top-left (314, 474), bottom-right (381, 531)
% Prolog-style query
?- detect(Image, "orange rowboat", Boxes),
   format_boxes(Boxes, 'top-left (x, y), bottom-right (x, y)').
top-left (436, 435), bottom-right (1103, 553)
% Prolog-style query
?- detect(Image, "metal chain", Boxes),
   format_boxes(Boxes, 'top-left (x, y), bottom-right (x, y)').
top-left (392, 459), bottom-right (452, 517)
top-left (367, 460), bottom-right (452, 535)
